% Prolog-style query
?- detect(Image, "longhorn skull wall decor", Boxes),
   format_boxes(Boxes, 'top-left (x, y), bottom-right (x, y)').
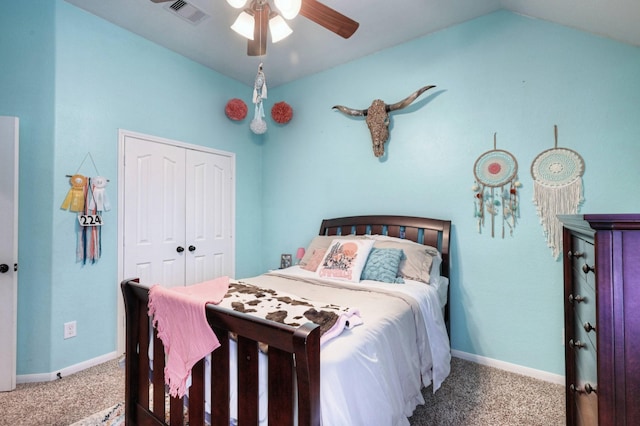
top-left (332, 85), bottom-right (436, 157)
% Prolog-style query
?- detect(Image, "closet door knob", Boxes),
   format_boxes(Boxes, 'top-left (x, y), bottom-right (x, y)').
top-left (188, 245), bottom-right (196, 252)
top-left (176, 246), bottom-right (185, 253)
top-left (0, 264), bottom-right (8, 273)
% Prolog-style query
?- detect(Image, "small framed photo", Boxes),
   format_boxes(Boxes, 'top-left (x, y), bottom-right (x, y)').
top-left (280, 253), bottom-right (292, 269)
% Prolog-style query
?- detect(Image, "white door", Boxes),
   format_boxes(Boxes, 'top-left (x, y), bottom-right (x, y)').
top-left (0, 116), bottom-right (19, 392)
top-left (184, 149), bottom-right (234, 285)
top-left (118, 130), bottom-right (235, 352)
top-left (123, 137), bottom-right (187, 288)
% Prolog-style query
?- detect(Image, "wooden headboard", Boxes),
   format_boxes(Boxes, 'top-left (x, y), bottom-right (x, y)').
top-left (319, 215), bottom-right (451, 278)
top-left (319, 215), bottom-right (452, 332)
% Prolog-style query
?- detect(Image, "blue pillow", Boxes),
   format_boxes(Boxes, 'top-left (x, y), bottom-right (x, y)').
top-left (361, 248), bottom-right (405, 283)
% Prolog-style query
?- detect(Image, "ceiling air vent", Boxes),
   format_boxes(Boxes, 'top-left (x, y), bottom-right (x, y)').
top-left (164, 0), bottom-right (209, 25)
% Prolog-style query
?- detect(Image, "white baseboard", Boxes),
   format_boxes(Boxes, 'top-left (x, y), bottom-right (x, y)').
top-left (16, 351), bottom-right (121, 384)
top-left (451, 349), bottom-right (565, 385)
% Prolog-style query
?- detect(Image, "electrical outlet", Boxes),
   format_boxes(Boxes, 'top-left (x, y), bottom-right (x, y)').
top-left (64, 321), bottom-right (77, 339)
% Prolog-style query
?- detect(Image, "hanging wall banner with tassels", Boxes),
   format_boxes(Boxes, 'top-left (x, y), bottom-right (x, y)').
top-left (61, 153), bottom-right (110, 264)
top-left (472, 133), bottom-right (522, 238)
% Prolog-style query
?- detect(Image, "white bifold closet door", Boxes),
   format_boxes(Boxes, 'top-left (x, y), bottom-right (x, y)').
top-left (122, 133), bottom-right (234, 289)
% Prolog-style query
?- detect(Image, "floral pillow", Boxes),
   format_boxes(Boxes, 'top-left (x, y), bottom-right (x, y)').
top-left (317, 239), bottom-right (375, 283)
top-left (361, 248), bottom-right (405, 283)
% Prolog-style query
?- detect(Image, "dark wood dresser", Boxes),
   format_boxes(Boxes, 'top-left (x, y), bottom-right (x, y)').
top-left (559, 214), bottom-right (640, 425)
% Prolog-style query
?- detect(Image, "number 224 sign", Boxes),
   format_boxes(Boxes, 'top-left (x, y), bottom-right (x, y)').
top-left (78, 214), bottom-right (103, 227)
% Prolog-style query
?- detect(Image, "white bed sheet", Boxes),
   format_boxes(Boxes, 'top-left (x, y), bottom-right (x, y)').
top-left (223, 267), bottom-right (451, 426)
top-left (274, 267), bottom-right (451, 389)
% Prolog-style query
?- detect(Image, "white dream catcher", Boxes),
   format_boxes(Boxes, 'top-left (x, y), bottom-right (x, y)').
top-left (531, 125), bottom-right (585, 259)
top-left (250, 63), bottom-right (267, 134)
top-left (473, 133), bottom-right (522, 238)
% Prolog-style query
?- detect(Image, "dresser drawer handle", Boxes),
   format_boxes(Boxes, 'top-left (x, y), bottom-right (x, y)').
top-left (570, 383), bottom-right (597, 394)
top-left (569, 294), bottom-right (586, 304)
top-left (569, 339), bottom-right (586, 349)
top-left (567, 250), bottom-right (584, 259)
top-left (582, 263), bottom-right (596, 274)
top-left (583, 322), bottom-right (596, 333)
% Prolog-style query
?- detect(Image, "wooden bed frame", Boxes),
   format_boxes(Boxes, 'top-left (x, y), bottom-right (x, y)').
top-left (121, 215), bottom-right (451, 426)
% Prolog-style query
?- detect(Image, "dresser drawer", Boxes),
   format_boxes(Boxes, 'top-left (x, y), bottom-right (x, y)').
top-left (569, 234), bottom-right (593, 260)
top-left (572, 334), bottom-right (598, 426)
top-left (570, 237), bottom-right (595, 292)
top-left (569, 280), bottom-right (596, 348)
top-left (571, 327), bottom-right (597, 385)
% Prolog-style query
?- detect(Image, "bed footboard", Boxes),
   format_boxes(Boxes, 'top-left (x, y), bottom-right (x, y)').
top-left (121, 278), bottom-right (321, 426)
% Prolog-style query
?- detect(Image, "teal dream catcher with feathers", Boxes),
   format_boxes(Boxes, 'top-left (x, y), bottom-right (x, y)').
top-left (472, 133), bottom-right (522, 238)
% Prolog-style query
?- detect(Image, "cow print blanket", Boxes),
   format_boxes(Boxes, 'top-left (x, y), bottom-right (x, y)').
top-left (218, 281), bottom-right (362, 343)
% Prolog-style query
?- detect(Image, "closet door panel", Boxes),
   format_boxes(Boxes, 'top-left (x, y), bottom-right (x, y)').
top-left (123, 136), bottom-right (186, 288)
top-left (185, 149), bottom-right (233, 285)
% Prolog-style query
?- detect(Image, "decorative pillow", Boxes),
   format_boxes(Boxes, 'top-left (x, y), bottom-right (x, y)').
top-left (361, 248), bottom-right (405, 283)
top-left (317, 239), bottom-right (375, 283)
top-left (301, 248), bottom-right (326, 272)
top-left (365, 235), bottom-right (440, 284)
top-left (299, 235), bottom-right (364, 266)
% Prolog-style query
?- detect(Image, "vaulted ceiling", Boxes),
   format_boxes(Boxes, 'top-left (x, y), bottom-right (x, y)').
top-left (65, 0), bottom-right (640, 88)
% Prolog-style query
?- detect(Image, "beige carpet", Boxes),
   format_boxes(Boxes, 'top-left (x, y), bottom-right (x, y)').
top-left (408, 357), bottom-right (565, 425)
top-left (0, 356), bottom-right (564, 425)
top-left (0, 358), bottom-right (125, 426)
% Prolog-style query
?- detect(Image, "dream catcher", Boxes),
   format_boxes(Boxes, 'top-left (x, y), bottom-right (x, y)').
top-left (473, 133), bottom-right (522, 238)
top-left (250, 63), bottom-right (267, 134)
top-left (531, 125), bottom-right (585, 259)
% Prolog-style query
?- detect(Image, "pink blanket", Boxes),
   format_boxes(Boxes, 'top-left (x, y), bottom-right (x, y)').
top-left (320, 308), bottom-right (363, 346)
top-left (148, 277), bottom-right (229, 398)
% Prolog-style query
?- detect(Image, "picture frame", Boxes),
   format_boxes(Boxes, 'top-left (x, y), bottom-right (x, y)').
top-left (280, 253), bottom-right (292, 269)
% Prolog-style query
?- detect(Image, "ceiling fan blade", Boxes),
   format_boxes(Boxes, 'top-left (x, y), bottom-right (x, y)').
top-left (248, 2), bottom-right (269, 56)
top-left (300, 0), bottom-right (359, 39)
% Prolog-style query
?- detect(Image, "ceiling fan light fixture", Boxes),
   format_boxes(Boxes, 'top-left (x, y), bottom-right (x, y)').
top-left (231, 11), bottom-right (255, 40)
top-left (269, 14), bottom-right (293, 43)
top-left (274, 0), bottom-right (301, 20)
top-left (226, 0), bottom-right (247, 8)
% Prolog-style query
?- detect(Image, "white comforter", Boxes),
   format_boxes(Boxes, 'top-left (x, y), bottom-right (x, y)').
top-left (223, 266), bottom-right (451, 426)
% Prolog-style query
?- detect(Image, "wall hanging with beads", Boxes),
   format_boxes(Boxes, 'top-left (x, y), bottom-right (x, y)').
top-left (60, 152), bottom-right (111, 264)
top-left (531, 125), bottom-right (585, 259)
top-left (472, 133), bottom-right (522, 238)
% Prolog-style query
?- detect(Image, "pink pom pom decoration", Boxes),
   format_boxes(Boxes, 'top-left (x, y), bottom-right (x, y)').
top-left (271, 101), bottom-right (293, 124)
top-left (225, 98), bottom-right (248, 121)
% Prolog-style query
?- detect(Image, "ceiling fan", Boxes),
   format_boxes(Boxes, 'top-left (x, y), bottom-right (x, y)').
top-left (151, 0), bottom-right (359, 56)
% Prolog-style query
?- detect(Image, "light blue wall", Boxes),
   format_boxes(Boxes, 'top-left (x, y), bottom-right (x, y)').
top-left (3, 2), bottom-right (639, 377)
top-left (3, 0), bottom-right (265, 374)
top-left (263, 11), bottom-right (640, 375)
top-left (0, 0), bottom-right (56, 375)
